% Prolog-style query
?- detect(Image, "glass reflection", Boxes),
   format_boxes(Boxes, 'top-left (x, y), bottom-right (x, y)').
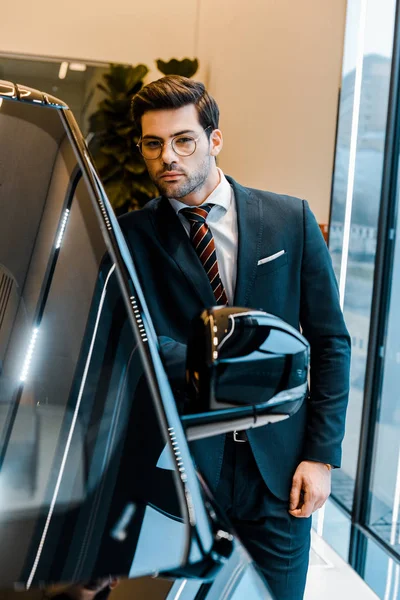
top-left (0, 98), bottom-right (187, 588)
top-left (365, 533), bottom-right (400, 600)
top-left (312, 498), bottom-right (351, 563)
top-left (329, 0), bottom-right (396, 512)
top-left (367, 174), bottom-right (400, 558)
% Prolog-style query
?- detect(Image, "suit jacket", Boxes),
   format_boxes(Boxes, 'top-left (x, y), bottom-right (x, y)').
top-left (118, 176), bottom-right (351, 500)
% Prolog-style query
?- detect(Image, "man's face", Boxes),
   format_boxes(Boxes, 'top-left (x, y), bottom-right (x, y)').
top-left (140, 104), bottom-right (222, 202)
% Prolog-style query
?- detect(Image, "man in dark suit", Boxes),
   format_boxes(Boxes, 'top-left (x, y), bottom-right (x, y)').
top-left (119, 75), bottom-right (351, 599)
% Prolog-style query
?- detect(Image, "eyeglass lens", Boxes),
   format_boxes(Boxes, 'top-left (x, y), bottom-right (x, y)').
top-left (140, 135), bottom-right (197, 159)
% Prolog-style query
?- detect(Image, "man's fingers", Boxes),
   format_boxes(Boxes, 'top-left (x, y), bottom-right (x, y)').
top-left (289, 477), bottom-right (302, 510)
top-left (289, 505), bottom-right (314, 518)
top-left (288, 507), bottom-right (304, 517)
top-left (289, 487), bottom-right (315, 518)
top-left (299, 494), bottom-right (314, 517)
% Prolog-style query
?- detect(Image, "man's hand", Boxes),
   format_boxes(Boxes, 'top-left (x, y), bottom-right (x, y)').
top-left (289, 460), bottom-right (331, 518)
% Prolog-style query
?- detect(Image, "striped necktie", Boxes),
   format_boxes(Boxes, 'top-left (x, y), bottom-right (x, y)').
top-left (180, 205), bottom-right (228, 305)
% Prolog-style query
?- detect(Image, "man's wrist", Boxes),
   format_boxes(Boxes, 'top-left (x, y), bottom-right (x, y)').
top-left (301, 459), bottom-right (335, 471)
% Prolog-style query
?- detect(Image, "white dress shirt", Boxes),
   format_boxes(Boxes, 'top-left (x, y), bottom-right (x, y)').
top-left (168, 168), bottom-right (238, 304)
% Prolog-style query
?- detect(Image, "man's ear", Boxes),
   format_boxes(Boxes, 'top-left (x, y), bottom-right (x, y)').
top-left (210, 129), bottom-right (223, 157)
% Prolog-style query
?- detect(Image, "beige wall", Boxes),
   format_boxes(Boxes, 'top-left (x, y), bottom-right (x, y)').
top-left (0, 0), bottom-right (347, 222)
top-left (196, 0), bottom-right (347, 223)
top-left (0, 1), bottom-right (199, 66)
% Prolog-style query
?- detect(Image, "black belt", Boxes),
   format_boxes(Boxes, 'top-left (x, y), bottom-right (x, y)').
top-left (229, 430), bottom-right (248, 443)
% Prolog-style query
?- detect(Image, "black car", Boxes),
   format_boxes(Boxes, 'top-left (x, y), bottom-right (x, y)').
top-left (0, 81), bottom-right (309, 599)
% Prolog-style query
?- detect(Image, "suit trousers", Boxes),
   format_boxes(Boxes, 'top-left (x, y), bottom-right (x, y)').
top-left (214, 434), bottom-right (311, 600)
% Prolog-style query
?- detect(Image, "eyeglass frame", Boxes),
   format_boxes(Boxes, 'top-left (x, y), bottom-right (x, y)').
top-left (136, 125), bottom-right (213, 160)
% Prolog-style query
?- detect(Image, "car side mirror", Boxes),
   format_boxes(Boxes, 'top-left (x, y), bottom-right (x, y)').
top-left (181, 307), bottom-right (309, 441)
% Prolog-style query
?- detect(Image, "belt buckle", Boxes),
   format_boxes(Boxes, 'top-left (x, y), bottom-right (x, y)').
top-left (233, 430), bottom-right (247, 443)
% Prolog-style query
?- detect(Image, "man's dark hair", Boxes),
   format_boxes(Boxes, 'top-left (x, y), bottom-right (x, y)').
top-left (131, 75), bottom-right (219, 136)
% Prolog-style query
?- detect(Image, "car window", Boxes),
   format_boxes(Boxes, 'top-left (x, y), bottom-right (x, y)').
top-left (0, 98), bottom-right (190, 588)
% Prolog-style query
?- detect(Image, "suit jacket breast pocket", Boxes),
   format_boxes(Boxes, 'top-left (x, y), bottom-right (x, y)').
top-left (256, 252), bottom-right (288, 277)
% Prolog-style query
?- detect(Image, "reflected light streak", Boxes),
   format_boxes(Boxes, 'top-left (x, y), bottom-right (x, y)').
top-left (338, 0), bottom-right (368, 308)
top-left (20, 328), bottom-right (39, 382)
top-left (70, 62), bottom-right (87, 72)
top-left (391, 446), bottom-right (400, 545)
top-left (58, 62), bottom-right (69, 80)
top-left (393, 564), bottom-right (399, 600)
top-left (26, 264), bottom-right (116, 589)
top-left (173, 580), bottom-right (187, 600)
top-left (19, 89), bottom-right (31, 99)
top-left (55, 208), bottom-right (70, 249)
top-left (315, 503), bottom-right (326, 538)
top-left (0, 98), bottom-right (3, 108)
top-left (110, 503), bottom-right (136, 541)
top-left (384, 559), bottom-right (394, 600)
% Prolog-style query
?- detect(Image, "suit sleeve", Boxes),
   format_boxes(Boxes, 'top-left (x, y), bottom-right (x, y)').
top-left (158, 336), bottom-right (188, 413)
top-left (158, 335), bottom-right (187, 385)
top-left (299, 200), bottom-right (351, 468)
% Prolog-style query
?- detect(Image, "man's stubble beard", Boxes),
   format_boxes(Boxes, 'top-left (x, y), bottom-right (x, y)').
top-left (149, 154), bottom-right (213, 200)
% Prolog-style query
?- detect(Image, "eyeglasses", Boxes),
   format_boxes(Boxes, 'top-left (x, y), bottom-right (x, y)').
top-left (137, 125), bottom-right (212, 160)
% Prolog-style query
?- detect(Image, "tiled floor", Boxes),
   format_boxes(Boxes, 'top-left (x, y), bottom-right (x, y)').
top-left (305, 531), bottom-right (379, 599)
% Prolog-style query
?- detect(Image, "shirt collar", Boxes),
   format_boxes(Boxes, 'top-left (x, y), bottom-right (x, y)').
top-left (168, 168), bottom-right (231, 215)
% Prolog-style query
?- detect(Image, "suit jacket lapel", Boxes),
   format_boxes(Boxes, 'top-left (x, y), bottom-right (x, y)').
top-left (150, 197), bottom-right (216, 307)
top-left (227, 177), bottom-right (263, 307)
